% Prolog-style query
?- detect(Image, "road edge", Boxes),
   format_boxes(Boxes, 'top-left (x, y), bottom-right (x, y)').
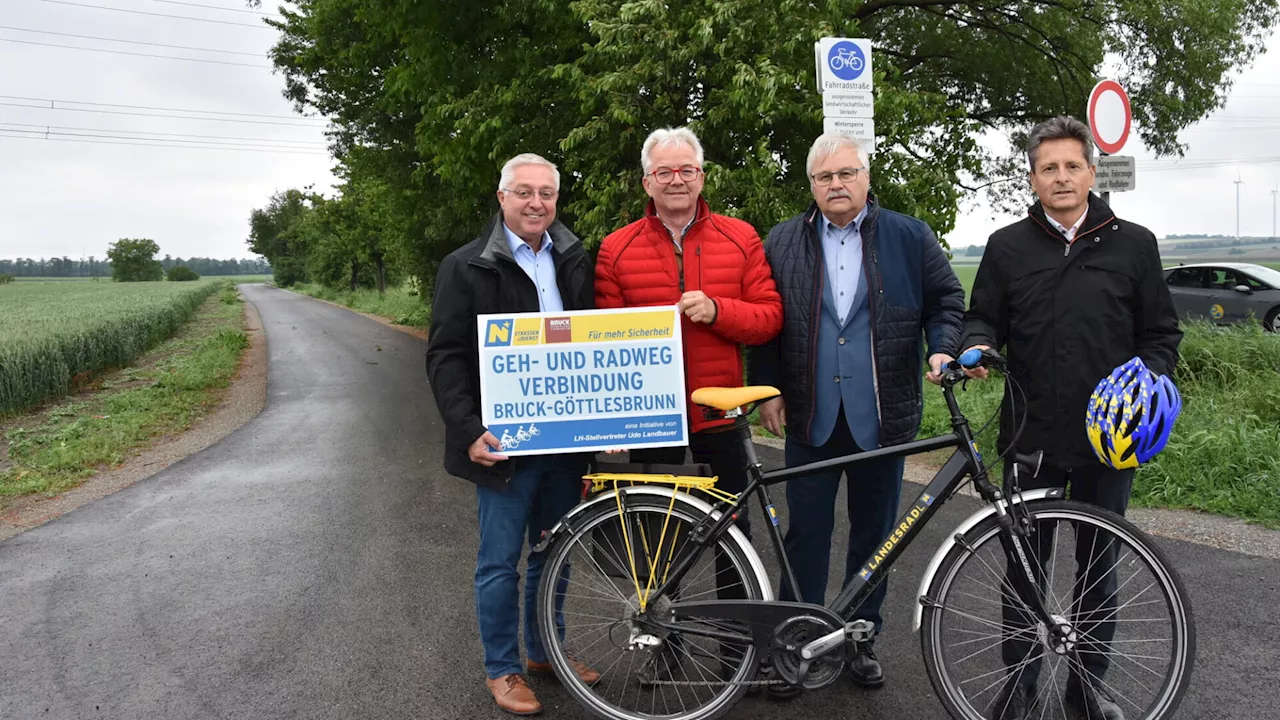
top-left (0, 292), bottom-right (269, 542)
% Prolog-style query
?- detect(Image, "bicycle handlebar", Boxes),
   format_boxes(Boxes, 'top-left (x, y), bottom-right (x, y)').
top-left (955, 346), bottom-right (1004, 370)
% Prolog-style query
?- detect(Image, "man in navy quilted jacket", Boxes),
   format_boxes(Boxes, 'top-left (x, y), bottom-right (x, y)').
top-left (749, 132), bottom-right (965, 697)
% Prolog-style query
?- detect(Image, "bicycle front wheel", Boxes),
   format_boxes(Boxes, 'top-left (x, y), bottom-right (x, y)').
top-left (536, 492), bottom-right (769, 720)
top-left (921, 499), bottom-right (1195, 720)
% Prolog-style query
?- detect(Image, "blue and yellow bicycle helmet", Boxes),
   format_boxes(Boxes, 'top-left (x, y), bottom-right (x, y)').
top-left (1085, 356), bottom-right (1182, 469)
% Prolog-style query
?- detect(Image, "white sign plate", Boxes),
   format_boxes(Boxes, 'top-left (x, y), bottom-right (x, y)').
top-left (822, 116), bottom-right (876, 149)
top-left (1093, 155), bottom-right (1136, 192)
top-left (822, 90), bottom-right (874, 118)
top-left (816, 37), bottom-right (873, 94)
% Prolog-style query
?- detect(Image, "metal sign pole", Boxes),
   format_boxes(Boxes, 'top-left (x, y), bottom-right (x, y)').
top-left (1100, 150), bottom-right (1110, 205)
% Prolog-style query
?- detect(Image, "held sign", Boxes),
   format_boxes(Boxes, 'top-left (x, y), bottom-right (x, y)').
top-left (477, 306), bottom-right (688, 456)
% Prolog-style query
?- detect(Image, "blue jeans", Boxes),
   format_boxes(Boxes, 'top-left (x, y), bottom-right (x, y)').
top-left (475, 455), bottom-right (584, 679)
top-left (780, 412), bottom-right (905, 634)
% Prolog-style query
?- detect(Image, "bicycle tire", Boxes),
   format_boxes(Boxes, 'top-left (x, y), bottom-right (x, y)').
top-left (920, 499), bottom-right (1195, 720)
top-left (536, 491), bottom-right (769, 720)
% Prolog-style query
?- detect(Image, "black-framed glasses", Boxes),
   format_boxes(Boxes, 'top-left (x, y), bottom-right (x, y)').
top-left (502, 187), bottom-right (558, 202)
top-left (810, 167), bottom-right (865, 186)
top-left (649, 166), bottom-right (703, 184)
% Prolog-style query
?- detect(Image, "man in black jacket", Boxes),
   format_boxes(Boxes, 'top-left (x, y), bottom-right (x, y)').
top-left (425, 153), bottom-right (597, 715)
top-left (961, 116), bottom-right (1182, 720)
top-left (749, 133), bottom-right (965, 695)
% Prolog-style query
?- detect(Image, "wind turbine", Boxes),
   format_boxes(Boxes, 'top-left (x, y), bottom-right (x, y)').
top-left (1234, 172), bottom-right (1243, 241)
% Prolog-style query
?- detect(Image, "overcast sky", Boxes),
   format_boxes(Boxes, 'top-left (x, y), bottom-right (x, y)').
top-left (1, 2), bottom-right (1278, 262)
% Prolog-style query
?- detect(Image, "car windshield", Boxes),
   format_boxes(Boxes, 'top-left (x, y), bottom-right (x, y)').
top-left (1242, 265), bottom-right (1280, 288)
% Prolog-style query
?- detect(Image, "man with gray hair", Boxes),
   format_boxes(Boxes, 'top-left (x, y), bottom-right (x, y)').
top-left (960, 116), bottom-right (1181, 720)
top-left (595, 125), bottom-right (781, 511)
top-left (426, 152), bottom-right (599, 715)
top-left (749, 132), bottom-right (964, 698)
top-left (594, 127), bottom-right (782, 685)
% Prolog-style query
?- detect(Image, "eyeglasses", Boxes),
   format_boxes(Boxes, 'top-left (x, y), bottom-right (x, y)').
top-left (502, 187), bottom-right (558, 202)
top-left (810, 167), bottom-right (866, 186)
top-left (649, 166), bottom-right (703, 184)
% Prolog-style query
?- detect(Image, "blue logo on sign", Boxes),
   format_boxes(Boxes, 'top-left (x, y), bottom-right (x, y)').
top-left (827, 41), bottom-right (866, 81)
top-left (485, 319), bottom-right (513, 346)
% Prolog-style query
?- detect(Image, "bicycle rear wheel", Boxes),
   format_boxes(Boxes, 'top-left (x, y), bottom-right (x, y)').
top-left (536, 492), bottom-right (769, 720)
top-left (921, 499), bottom-right (1195, 720)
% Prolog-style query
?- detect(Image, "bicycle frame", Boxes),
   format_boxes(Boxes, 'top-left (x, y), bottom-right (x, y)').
top-left (642, 373), bottom-right (1051, 633)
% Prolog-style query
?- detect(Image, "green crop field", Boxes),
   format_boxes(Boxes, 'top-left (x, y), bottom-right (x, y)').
top-left (0, 280), bottom-right (222, 414)
top-left (952, 263), bottom-right (978, 293)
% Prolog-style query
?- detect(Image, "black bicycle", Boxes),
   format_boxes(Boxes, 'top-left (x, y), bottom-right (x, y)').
top-left (534, 349), bottom-right (1195, 720)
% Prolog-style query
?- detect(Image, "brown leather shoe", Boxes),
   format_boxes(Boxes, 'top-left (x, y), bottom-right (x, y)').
top-left (484, 673), bottom-right (542, 716)
top-left (527, 656), bottom-right (602, 686)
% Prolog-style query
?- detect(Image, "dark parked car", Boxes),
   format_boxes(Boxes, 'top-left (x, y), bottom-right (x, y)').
top-left (1163, 262), bottom-right (1280, 331)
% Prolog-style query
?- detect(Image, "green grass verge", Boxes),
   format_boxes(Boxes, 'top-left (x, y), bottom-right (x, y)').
top-left (291, 282), bottom-right (430, 327)
top-left (0, 284), bottom-right (250, 502)
top-left (917, 321), bottom-right (1280, 527)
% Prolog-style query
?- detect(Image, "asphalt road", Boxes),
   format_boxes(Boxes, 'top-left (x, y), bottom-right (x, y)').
top-left (1, 284), bottom-right (1276, 720)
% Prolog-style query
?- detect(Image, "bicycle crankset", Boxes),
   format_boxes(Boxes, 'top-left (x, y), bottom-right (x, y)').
top-left (770, 615), bottom-right (846, 689)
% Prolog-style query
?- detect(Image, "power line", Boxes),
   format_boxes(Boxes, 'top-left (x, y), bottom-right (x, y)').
top-left (0, 121), bottom-right (327, 146)
top-left (0, 24), bottom-right (265, 56)
top-left (0, 95), bottom-right (325, 122)
top-left (0, 128), bottom-right (327, 154)
top-left (0, 37), bottom-right (271, 67)
top-left (0, 100), bottom-right (327, 128)
top-left (1136, 157), bottom-right (1280, 172)
top-left (0, 126), bottom-right (324, 151)
top-left (40, 0), bottom-right (273, 30)
top-left (153, 0), bottom-right (272, 16)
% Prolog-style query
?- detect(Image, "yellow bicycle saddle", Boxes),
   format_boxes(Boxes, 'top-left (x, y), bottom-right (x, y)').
top-left (690, 385), bottom-right (781, 412)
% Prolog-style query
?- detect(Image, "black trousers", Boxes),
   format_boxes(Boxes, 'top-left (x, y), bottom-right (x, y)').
top-left (1001, 462), bottom-right (1135, 686)
top-left (629, 422), bottom-right (752, 603)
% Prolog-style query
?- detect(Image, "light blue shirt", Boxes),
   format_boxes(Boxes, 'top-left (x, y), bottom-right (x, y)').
top-left (503, 224), bottom-right (564, 312)
top-left (820, 205), bottom-right (868, 325)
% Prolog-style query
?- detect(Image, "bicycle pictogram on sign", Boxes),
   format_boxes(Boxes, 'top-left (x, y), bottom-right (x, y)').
top-left (827, 41), bottom-right (866, 81)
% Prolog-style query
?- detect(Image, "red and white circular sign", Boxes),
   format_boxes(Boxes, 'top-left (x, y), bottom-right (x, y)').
top-left (1088, 79), bottom-right (1132, 155)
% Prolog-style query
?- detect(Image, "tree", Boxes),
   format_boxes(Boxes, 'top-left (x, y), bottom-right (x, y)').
top-left (248, 189), bottom-right (320, 286)
top-left (166, 266), bottom-right (200, 281)
top-left (256, 0), bottom-right (1279, 274)
top-left (107, 239), bottom-right (164, 282)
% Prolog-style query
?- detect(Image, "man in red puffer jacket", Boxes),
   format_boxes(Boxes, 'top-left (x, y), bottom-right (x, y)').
top-left (595, 125), bottom-right (783, 535)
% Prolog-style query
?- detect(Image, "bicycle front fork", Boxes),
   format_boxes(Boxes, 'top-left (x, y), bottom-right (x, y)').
top-left (994, 518), bottom-right (1073, 648)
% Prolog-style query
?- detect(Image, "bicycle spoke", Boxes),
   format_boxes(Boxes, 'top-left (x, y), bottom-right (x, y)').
top-left (1062, 651), bottom-right (1149, 715)
top-left (924, 505), bottom-right (1191, 720)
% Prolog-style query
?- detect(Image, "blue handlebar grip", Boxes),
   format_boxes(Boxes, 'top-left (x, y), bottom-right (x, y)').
top-left (958, 348), bottom-right (984, 368)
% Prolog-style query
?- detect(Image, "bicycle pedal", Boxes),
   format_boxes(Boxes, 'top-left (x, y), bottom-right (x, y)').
top-left (845, 619), bottom-right (875, 643)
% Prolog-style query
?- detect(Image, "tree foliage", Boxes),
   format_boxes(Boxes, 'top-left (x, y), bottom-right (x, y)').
top-left (251, 0), bottom-right (1279, 277)
top-left (166, 266), bottom-right (201, 282)
top-left (107, 239), bottom-right (164, 282)
top-left (246, 183), bottom-right (402, 291)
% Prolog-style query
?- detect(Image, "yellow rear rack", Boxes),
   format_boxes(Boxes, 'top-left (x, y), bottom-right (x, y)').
top-left (583, 472), bottom-right (740, 612)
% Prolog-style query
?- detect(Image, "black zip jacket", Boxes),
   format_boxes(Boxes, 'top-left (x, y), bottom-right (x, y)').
top-left (425, 214), bottom-right (594, 488)
top-left (961, 192), bottom-right (1182, 469)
